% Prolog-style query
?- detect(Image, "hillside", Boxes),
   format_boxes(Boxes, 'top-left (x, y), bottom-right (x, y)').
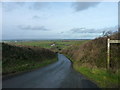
top-left (2, 43), bottom-right (57, 76)
top-left (62, 32), bottom-right (120, 88)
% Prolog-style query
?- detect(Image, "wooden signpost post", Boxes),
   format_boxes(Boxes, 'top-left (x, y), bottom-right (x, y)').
top-left (107, 38), bottom-right (120, 69)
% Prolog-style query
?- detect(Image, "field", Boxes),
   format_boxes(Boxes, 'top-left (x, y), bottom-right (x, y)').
top-left (6, 40), bottom-right (89, 52)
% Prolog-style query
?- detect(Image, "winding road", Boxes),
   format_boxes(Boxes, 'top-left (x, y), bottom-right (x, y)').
top-left (3, 54), bottom-right (99, 88)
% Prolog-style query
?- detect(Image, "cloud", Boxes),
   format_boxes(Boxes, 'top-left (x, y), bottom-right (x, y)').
top-left (70, 26), bottom-right (118, 33)
top-left (3, 2), bottom-right (48, 12)
top-left (18, 25), bottom-right (49, 31)
top-left (58, 32), bottom-right (64, 34)
top-left (118, 2), bottom-right (120, 29)
top-left (29, 2), bottom-right (49, 10)
top-left (70, 28), bottom-right (100, 33)
top-left (2, 2), bottom-right (25, 12)
top-left (33, 15), bottom-right (40, 19)
top-left (72, 2), bottom-right (100, 12)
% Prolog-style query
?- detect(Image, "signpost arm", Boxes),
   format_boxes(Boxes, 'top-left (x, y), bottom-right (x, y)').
top-left (107, 38), bottom-right (120, 69)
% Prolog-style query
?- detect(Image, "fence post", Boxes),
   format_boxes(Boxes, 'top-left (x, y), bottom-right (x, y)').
top-left (107, 38), bottom-right (110, 69)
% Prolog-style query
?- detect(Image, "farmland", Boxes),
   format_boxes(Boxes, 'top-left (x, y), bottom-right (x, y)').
top-left (6, 40), bottom-right (89, 52)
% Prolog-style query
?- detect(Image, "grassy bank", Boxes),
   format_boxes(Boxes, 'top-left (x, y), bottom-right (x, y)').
top-left (62, 32), bottom-right (120, 88)
top-left (2, 43), bottom-right (57, 76)
top-left (73, 63), bottom-right (119, 88)
top-left (3, 58), bottom-right (57, 76)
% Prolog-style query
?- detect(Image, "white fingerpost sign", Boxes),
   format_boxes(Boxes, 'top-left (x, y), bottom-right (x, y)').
top-left (107, 38), bottom-right (120, 69)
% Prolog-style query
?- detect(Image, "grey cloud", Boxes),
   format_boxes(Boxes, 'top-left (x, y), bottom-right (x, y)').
top-left (3, 2), bottom-right (25, 12)
top-left (59, 32), bottom-right (64, 34)
top-left (70, 26), bottom-right (118, 33)
top-left (33, 15), bottom-right (40, 19)
top-left (15, 2), bottom-right (25, 6)
top-left (18, 25), bottom-right (49, 31)
top-left (70, 28), bottom-right (100, 33)
top-left (72, 2), bottom-right (100, 12)
top-left (3, 2), bottom-right (48, 12)
top-left (29, 2), bottom-right (49, 10)
top-left (119, 2), bottom-right (120, 29)
top-left (61, 32), bottom-right (64, 33)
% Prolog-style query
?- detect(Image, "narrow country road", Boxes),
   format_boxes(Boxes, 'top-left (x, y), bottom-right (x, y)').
top-left (3, 53), bottom-right (99, 88)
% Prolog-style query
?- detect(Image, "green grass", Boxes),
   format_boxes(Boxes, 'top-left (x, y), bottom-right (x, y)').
top-left (73, 64), bottom-right (120, 88)
top-left (3, 57), bottom-right (57, 75)
top-left (8, 40), bottom-right (89, 52)
top-left (9, 41), bottom-right (53, 49)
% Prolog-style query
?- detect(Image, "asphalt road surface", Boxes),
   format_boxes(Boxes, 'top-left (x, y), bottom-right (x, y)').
top-left (3, 53), bottom-right (99, 88)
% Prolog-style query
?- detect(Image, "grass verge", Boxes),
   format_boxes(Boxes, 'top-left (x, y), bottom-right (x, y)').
top-left (73, 63), bottom-right (120, 88)
top-left (3, 57), bottom-right (57, 77)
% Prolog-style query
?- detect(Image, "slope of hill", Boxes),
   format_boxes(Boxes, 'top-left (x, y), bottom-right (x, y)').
top-left (62, 32), bottom-right (120, 88)
top-left (2, 43), bottom-right (57, 76)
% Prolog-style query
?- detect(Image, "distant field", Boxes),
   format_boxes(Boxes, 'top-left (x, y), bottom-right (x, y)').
top-left (7, 40), bottom-right (89, 52)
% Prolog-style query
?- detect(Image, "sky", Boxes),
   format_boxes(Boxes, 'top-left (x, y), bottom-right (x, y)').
top-left (1, 2), bottom-right (118, 40)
